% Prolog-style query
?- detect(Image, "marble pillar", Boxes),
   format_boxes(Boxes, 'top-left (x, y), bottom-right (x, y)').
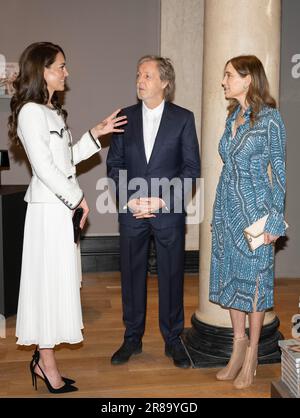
top-left (161, 0), bottom-right (204, 251)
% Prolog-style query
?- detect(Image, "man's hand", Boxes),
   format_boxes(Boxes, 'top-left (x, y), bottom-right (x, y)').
top-left (127, 197), bottom-right (166, 219)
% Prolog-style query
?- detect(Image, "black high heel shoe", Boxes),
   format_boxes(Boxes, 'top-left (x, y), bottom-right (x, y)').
top-left (30, 349), bottom-right (78, 393)
top-left (31, 348), bottom-right (76, 385)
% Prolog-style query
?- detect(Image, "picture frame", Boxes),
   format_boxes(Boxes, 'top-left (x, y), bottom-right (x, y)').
top-left (0, 54), bottom-right (19, 98)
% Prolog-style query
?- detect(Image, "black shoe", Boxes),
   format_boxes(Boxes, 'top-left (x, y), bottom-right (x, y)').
top-left (30, 348), bottom-right (78, 393)
top-left (165, 340), bottom-right (191, 369)
top-left (111, 340), bottom-right (142, 365)
top-left (31, 348), bottom-right (76, 385)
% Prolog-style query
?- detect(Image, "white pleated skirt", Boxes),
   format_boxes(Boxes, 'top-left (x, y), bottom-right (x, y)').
top-left (16, 202), bottom-right (84, 348)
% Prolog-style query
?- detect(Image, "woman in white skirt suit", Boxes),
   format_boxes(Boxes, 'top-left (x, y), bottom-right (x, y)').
top-left (8, 42), bottom-right (127, 393)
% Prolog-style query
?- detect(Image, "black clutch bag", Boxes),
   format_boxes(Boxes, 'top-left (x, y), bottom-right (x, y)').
top-left (73, 207), bottom-right (83, 243)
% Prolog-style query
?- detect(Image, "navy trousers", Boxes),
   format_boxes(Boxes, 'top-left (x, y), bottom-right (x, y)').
top-left (119, 221), bottom-right (185, 346)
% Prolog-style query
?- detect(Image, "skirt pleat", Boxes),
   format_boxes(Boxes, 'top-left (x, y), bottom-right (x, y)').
top-left (16, 203), bottom-right (83, 348)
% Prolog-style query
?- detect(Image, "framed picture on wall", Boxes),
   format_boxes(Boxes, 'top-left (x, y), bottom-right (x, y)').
top-left (0, 54), bottom-right (19, 97)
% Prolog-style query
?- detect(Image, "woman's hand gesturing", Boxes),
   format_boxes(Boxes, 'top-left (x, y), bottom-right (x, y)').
top-left (90, 109), bottom-right (127, 138)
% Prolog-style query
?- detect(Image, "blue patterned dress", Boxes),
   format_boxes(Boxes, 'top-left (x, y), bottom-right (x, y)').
top-left (209, 106), bottom-right (286, 312)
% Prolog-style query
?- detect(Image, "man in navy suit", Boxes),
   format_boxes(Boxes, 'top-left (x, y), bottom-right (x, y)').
top-left (107, 56), bottom-right (200, 368)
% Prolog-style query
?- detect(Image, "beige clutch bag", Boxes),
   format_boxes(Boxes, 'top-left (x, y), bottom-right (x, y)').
top-left (244, 215), bottom-right (288, 251)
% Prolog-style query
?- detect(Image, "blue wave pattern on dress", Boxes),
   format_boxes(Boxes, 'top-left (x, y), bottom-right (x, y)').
top-left (209, 105), bottom-right (286, 312)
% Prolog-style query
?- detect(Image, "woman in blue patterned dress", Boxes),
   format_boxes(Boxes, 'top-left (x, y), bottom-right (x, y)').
top-left (209, 55), bottom-right (286, 389)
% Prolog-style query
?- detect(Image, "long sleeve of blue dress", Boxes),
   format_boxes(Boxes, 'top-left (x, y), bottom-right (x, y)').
top-left (264, 110), bottom-right (286, 236)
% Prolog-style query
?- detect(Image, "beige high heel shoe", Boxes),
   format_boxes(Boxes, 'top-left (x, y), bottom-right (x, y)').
top-left (233, 344), bottom-right (258, 389)
top-left (216, 335), bottom-right (249, 381)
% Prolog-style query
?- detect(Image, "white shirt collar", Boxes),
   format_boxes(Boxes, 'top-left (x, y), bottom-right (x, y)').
top-left (142, 100), bottom-right (165, 117)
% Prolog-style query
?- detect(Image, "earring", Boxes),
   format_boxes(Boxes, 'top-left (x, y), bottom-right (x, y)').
top-left (243, 85), bottom-right (248, 90)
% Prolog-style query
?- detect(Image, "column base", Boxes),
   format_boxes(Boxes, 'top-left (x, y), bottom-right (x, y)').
top-left (182, 314), bottom-right (283, 368)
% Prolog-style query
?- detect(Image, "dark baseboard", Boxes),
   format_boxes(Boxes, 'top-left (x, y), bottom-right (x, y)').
top-left (80, 236), bottom-right (120, 272)
top-left (80, 235), bottom-right (199, 273)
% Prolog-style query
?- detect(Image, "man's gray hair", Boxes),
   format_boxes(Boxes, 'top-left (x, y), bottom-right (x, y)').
top-left (137, 55), bottom-right (176, 102)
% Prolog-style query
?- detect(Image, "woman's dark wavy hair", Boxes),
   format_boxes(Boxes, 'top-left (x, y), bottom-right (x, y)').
top-left (226, 55), bottom-right (277, 126)
top-left (8, 42), bottom-right (68, 144)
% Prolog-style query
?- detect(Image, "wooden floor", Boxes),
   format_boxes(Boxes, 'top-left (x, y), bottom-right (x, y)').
top-left (0, 273), bottom-right (299, 398)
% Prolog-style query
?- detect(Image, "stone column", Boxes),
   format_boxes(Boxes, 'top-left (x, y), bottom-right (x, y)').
top-left (161, 0), bottom-right (204, 251)
top-left (185, 0), bottom-right (283, 366)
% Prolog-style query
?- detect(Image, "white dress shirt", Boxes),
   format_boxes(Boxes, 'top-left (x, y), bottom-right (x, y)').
top-left (142, 100), bottom-right (165, 163)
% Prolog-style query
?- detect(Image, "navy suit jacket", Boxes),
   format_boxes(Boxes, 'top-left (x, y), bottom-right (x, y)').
top-left (107, 101), bottom-right (201, 229)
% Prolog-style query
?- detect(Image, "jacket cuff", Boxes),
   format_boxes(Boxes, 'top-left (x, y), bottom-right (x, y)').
top-left (55, 191), bottom-right (84, 210)
top-left (264, 209), bottom-right (286, 236)
top-left (88, 130), bottom-right (101, 149)
top-left (73, 192), bottom-right (85, 209)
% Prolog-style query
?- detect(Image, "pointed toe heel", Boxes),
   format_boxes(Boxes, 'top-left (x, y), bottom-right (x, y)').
top-left (29, 348), bottom-right (78, 393)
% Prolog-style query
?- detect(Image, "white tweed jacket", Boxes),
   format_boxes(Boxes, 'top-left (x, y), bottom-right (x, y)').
top-left (17, 102), bottom-right (101, 209)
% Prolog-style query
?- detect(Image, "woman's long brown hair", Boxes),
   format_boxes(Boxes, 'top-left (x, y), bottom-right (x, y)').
top-left (8, 42), bottom-right (68, 144)
top-left (226, 55), bottom-right (276, 125)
